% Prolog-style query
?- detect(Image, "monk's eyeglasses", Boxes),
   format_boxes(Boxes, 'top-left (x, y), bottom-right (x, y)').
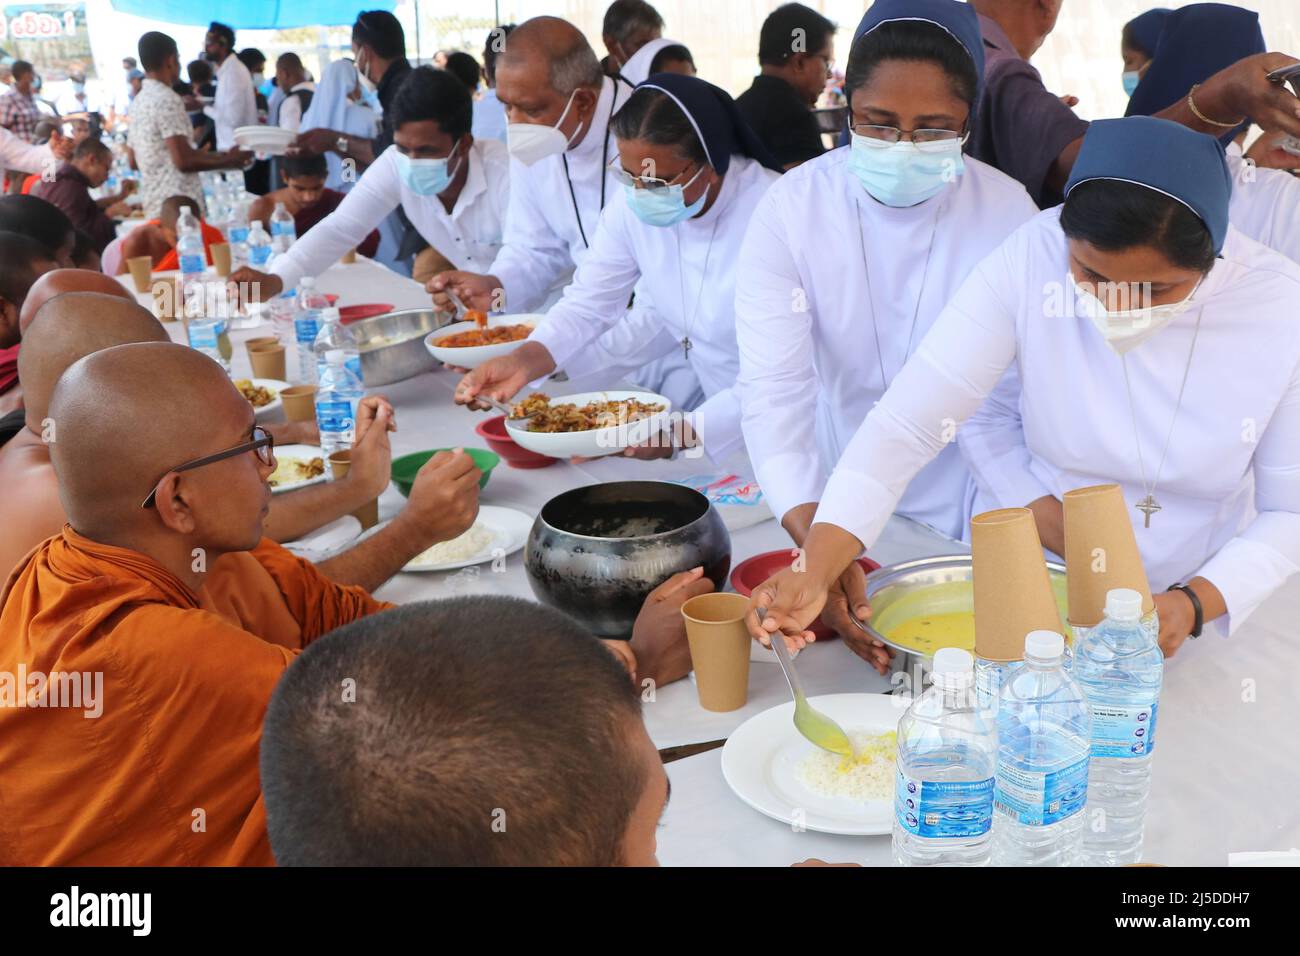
top-left (141, 426), bottom-right (275, 509)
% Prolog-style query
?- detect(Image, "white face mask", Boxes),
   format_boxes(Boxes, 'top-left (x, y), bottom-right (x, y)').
top-left (1072, 274), bottom-right (1203, 354)
top-left (506, 90), bottom-right (585, 166)
top-left (354, 49), bottom-right (378, 95)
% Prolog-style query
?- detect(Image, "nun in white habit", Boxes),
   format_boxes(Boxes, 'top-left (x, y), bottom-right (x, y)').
top-left (750, 116), bottom-right (1300, 661)
top-left (455, 72), bottom-right (783, 463)
top-left (733, 0), bottom-right (1037, 668)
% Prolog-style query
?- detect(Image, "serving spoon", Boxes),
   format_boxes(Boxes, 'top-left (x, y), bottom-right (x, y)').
top-left (756, 608), bottom-right (855, 758)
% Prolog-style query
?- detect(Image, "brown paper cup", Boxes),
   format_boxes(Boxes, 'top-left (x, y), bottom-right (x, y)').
top-left (328, 450), bottom-right (379, 530)
top-left (211, 243), bottom-right (232, 277)
top-left (280, 385), bottom-right (317, 422)
top-left (681, 593), bottom-right (752, 712)
top-left (340, 248), bottom-right (357, 264)
top-left (1063, 484), bottom-right (1155, 628)
top-left (248, 343), bottom-right (286, 380)
top-left (245, 335), bottom-right (279, 352)
top-left (971, 508), bottom-right (1064, 663)
top-left (126, 255), bottom-right (153, 293)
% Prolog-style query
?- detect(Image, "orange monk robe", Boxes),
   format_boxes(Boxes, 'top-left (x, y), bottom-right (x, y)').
top-left (0, 529), bottom-right (392, 866)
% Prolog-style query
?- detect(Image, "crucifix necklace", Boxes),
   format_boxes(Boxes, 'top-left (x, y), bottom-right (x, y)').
top-left (675, 208), bottom-right (721, 359)
top-left (1119, 306), bottom-right (1205, 528)
top-left (855, 198), bottom-right (940, 390)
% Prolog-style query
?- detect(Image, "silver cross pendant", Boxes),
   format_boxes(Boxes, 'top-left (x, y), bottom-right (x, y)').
top-left (1136, 494), bottom-right (1161, 528)
top-left (681, 336), bottom-right (693, 358)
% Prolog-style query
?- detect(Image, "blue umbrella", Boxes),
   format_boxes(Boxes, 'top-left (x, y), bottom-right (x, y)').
top-left (108, 0), bottom-right (393, 29)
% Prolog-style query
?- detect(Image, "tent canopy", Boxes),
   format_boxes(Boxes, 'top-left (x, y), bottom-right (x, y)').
top-left (109, 0), bottom-right (394, 30)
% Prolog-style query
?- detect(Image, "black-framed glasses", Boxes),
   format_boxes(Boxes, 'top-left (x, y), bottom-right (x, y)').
top-left (141, 426), bottom-right (275, 509)
top-left (608, 157), bottom-right (704, 191)
top-left (851, 124), bottom-right (968, 152)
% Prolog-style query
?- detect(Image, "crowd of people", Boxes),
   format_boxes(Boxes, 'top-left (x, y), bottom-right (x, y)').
top-left (1, 0), bottom-right (1300, 867)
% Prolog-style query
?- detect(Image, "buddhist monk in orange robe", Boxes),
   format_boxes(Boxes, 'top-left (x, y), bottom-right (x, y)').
top-left (0, 290), bottom-right (482, 586)
top-left (0, 341), bottom-right (404, 865)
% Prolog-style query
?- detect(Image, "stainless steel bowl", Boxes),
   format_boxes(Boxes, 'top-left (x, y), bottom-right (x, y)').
top-left (863, 555), bottom-right (1069, 688)
top-left (352, 308), bottom-right (451, 386)
top-left (525, 480), bottom-right (732, 638)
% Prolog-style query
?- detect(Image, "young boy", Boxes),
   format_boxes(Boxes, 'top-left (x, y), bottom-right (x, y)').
top-left (247, 154), bottom-right (379, 258)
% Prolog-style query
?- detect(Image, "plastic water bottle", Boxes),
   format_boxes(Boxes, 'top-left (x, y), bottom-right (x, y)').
top-left (292, 277), bottom-right (329, 384)
top-left (313, 306), bottom-right (362, 383)
top-left (315, 351), bottom-right (365, 457)
top-left (247, 220), bottom-right (273, 269)
top-left (991, 630), bottom-right (1092, 866)
top-left (226, 200), bottom-right (250, 269)
top-left (186, 317), bottom-right (232, 373)
top-left (1073, 589), bottom-right (1163, 866)
top-left (270, 202), bottom-right (296, 255)
top-left (893, 648), bottom-right (998, 867)
top-left (974, 657), bottom-right (1008, 714)
top-left (268, 289), bottom-right (297, 343)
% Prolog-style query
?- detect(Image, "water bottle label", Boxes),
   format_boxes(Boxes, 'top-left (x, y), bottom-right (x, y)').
top-left (315, 398), bottom-right (356, 434)
top-left (271, 221), bottom-right (293, 237)
top-left (251, 246), bottom-right (272, 266)
top-left (1089, 701), bottom-right (1158, 758)
top-left (995, 756), bottom-right (1088, 827)
top-left (179, 253), bottom-right (204, 274)
top-left (895, 770), bottom-right (994, 839)
top-left (186, 320), bottom-right (226, 351)
top-left (294, 317), bottom-right (320, 345)
top-left (229, 227), bottom-right (249, 243)
top-left (316, 356), bottom-right (363, 381)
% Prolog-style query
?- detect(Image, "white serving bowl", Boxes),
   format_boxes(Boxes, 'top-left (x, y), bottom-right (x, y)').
top-left (234, 125), bottom-right (295, 156)
top-left (423, 314), bottom-right (543, 369)
top-left (504, 390), bottom-right (673, 459)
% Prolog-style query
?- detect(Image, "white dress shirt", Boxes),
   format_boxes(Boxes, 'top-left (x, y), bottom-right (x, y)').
top-left (0, 125), bottom-right (51, 174)
top-left (489, 75), bottom-right (632, 312)
top-left (531, 155), bottom-right (779, 461)
top-left (472, 88), bottom-right (507, 144)
top-left (204, 54), bottom-right (258, 150)
top-left (1225, 141), bottom-right (1300, 264)
top-left (822, 208), bottom-right (1300, 634)
top-left (735, 148), bottom-right (1038, 540)
top-left (277, 81), bottom-right (317, 133)
top-left (270, 138), bottom-right (510, 290)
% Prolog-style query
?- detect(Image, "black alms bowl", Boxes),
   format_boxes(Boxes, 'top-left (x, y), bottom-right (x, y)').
top-left (525, 481), bottom-right (732, 638)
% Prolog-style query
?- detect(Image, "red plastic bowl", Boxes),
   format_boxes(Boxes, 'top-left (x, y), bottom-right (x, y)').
top-left (474, 415), bottom-right (559, 469)
top-left (730, 549), bottom-right (881, 641)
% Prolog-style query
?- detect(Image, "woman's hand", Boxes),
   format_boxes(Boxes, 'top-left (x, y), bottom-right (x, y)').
top-left (1153, 589), bottom-right (1196, 658)
top-left (822, 561), bottom-right (892, 675)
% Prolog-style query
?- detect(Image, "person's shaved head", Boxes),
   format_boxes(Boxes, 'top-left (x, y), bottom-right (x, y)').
top-left (18, 268), bottom-right (136, 334)
top-left (499, 16), bottom-right (603, 96)
top-left (160, 195), bottom-right (202, 231)
top-left (19, 293), bottom-right (168, 430)
top-left (48, 342), bottom-right (273, 549)
top-left (261, 596), bottom-right (665, 866)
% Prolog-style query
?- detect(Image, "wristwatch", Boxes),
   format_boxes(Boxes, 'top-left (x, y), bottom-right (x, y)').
top-left (1167, 584), bottom-right (1203, 638)
top-left (335, 135), bottom-right (350, 155)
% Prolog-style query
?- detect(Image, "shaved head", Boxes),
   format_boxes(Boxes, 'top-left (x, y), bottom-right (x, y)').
top-left (499, 16), bottom-right (602, 95)
top-left (19, 293), bottom-right (168, 429)
top-left (19, 268), bottom-right (136, 334)
top-left (48, 342), bottom-right (272, 548)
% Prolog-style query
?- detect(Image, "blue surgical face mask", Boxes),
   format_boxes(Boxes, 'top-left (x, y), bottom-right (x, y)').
top-left (395, 142), bottom-right (461, 197)
top-left (847, 132), bottom-right (965, 208)
top-left (624, 165), bottom-right (709, 227)
top-left (1122, 70), bottom-right (1141, 97)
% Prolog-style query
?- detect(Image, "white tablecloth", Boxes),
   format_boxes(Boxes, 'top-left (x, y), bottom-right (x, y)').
top-left (120, 258), bottom-right (1300, 867)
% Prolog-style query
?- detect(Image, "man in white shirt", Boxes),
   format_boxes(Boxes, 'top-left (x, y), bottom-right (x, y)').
top-left (202, 21), bottom-right (258, 151)
top-left (231, 67), bottom-right (508, 299)
top-left (274, 54), bottom-right (316, 133)
top-left (428, 16), bottom-right (634, 314)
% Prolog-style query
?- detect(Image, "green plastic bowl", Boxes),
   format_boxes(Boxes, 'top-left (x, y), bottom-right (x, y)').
top-left (390, 447), bottom-right (499, 498)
